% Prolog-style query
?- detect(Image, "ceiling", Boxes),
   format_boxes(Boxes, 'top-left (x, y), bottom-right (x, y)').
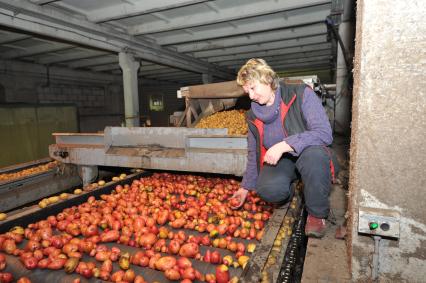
top-left (0, 0), bottom-right (340, 85)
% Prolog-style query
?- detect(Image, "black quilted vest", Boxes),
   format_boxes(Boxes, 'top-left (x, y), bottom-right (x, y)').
top-left (246, 81), bottom-right (308, 173)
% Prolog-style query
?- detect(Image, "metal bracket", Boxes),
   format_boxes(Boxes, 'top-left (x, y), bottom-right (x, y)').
top-left (358, 207), bottom-right (400, 239)
top-left (54, 150), bottom-right (68, 159)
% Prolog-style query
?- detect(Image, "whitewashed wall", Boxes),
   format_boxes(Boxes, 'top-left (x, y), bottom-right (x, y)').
top-left (349, 0), bottom-right (426, 281)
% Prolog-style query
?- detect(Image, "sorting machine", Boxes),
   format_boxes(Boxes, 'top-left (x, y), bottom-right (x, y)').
top-left (48, 80), bottom-right (253, 186)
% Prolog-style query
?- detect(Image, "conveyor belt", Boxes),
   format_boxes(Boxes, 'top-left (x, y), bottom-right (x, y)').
top-left (0, 158), bottom-right (52, 175)
top-left (0, 172), bottom-right (305, 283)
top-left (0, 169), bottom-right (56, 192)
top-left (0, 171), bottom-right (148, 233)
top-left (0, 162), bottom-right (81, 212)
top-left (0, 158), bottom-right (55, 191)
top-left (277, 207), bottom-right (307, 283)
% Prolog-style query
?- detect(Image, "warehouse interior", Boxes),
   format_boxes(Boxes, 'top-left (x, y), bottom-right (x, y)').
top-left (0, 0), bottom-right (425, 282)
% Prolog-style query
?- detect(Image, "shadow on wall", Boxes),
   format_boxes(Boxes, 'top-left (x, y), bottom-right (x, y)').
top-left (0, 84), bottom-right (5, 103)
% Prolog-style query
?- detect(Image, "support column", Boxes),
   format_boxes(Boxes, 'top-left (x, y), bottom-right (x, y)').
top-left (202, 73), bottom-right (213, 84)
top-left (78, 165), bottom-right (98, 186)
top-left (334, 0), bottom-right (355, 135)
top-left (119, 52), bottom-right (140, 127)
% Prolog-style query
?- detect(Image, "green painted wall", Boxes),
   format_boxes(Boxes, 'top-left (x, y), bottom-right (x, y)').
top-left (0, 104), bottom-right (78, 167)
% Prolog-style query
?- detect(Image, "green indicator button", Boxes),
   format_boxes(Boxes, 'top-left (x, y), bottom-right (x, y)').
top-left (369, 222), bottom-right (379, 230)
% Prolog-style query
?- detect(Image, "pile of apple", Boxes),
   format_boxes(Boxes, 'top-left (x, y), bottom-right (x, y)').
top-left (0, 173), bottom-right (273, 283)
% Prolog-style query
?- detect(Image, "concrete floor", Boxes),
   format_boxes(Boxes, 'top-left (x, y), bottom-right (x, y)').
top-left (301, 135), bottom-right (352, 283)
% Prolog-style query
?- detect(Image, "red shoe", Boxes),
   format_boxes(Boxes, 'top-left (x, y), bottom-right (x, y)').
top-left (305, 214), bottom-right (327, 238)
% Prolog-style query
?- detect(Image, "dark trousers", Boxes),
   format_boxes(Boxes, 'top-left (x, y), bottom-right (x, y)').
top-left (256, 145), bottom-right (336, 218)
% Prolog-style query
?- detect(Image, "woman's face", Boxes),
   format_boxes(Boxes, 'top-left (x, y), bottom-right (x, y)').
top-left (243, 80), bottom-right (275, 106)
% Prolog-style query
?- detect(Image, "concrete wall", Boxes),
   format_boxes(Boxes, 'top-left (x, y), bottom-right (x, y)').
top-left (349, 1), bottom-right (426, 282)
top-left (0, 60), bottom-right (124, 132)
top-left (0, 60), bottom-right (185, 131)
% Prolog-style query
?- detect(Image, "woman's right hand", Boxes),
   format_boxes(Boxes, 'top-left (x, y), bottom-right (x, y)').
top-left (229, 188), bottom-right (249, 209)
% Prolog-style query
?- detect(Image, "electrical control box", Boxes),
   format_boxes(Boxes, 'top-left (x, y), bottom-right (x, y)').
top-left (358, 207), bottom-right (400, 239)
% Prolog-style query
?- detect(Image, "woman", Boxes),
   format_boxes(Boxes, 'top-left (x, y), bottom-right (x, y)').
top-left (232, 58), bottom-right (336, 238)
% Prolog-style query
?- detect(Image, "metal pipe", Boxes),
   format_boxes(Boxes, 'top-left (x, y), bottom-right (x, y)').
top-left (372, 236), bottom-right (381, 281)
top-left (326, 17), bottom-right (352, 71)
top-left (323, 83), bottom-right (337, 91)
top-left (329, 0), bottom-right (355, 136)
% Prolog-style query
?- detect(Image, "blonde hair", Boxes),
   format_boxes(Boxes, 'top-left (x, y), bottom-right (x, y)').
top-left (236, 58), bottom-right (280, 90)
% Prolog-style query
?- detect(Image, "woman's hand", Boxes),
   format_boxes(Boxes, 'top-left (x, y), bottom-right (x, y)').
top-left (229, 188), bottom-right (249, 209)
top-left (263, 141), bottom-right (293, 165)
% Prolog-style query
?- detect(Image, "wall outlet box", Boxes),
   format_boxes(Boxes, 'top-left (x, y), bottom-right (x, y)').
top-left (358, 207), bottom-right (400, 239)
